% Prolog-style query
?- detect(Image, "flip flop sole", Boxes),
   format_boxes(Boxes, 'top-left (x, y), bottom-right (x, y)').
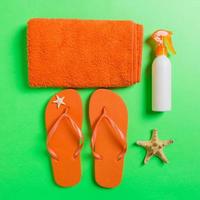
top-left (45, 89), bottom-right (83, 187)
top-left (89, 89), bottom-right (128, 188)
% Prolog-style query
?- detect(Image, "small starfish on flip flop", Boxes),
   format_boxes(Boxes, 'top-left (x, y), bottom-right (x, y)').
top-left (53, 95), bottom-right (66, 108)
top-left (136, 129), bottom-right (173, 164)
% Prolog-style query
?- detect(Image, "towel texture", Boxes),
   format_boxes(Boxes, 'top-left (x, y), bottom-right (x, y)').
top-left (27, 19), bottom-right (143, 88)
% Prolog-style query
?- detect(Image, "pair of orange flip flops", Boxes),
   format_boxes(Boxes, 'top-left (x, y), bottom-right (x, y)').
top-left (45, 89), bottom-right (128, 188)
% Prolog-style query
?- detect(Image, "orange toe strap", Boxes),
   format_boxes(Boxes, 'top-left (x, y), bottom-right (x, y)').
top-left (91, 107), bottom-right (127, 161)
top-left (47, 108), bottom-right (84, 160)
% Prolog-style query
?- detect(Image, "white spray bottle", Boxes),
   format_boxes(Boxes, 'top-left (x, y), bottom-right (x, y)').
top-left (151, 30), bottom-right (176, 112)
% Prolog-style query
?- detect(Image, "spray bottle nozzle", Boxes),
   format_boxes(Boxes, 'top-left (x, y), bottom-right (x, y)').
top-left (151, 30), bottom-right (176, 56)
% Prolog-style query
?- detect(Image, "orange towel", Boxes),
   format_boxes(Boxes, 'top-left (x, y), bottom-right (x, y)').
top-left (27, 19), bottom-right (143, 88)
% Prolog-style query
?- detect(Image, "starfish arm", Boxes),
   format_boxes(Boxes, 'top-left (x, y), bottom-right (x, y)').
top-left (151, 129), bottom-right (159, 142)
top-left (136, 141), bottom-right (150, 148)
top-left (156, 150), bottom-right (168, 163)
top-left (162, 139), bottom-right (173, 147)
top-left (144, 151), bottom-right (153, 164)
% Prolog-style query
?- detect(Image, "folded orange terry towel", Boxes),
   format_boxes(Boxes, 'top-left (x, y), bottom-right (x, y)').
top-left (27, 18), bottom-right (143, 88)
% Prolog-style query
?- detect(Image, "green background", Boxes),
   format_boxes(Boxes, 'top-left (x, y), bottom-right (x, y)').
top-left (1, 0), bottom-right (200, 199)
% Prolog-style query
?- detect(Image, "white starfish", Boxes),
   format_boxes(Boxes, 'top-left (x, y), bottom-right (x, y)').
top-left (53, 95), bottom-right (66, 108)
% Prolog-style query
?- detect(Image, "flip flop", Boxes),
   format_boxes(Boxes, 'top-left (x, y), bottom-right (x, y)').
top-left (45, 89), bottom-right (84, 187)
top-left (89, 89), bottom-right (128, 188)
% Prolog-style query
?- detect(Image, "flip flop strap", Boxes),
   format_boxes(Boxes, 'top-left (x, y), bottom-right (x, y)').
top-left (91, 107), bottom-right (127, 161)
top-left (47, 108), bottom-right (84, 160)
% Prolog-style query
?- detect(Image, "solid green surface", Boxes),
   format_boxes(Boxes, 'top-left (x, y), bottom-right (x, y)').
top-left (1, 0), bottom-right (200, 199)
